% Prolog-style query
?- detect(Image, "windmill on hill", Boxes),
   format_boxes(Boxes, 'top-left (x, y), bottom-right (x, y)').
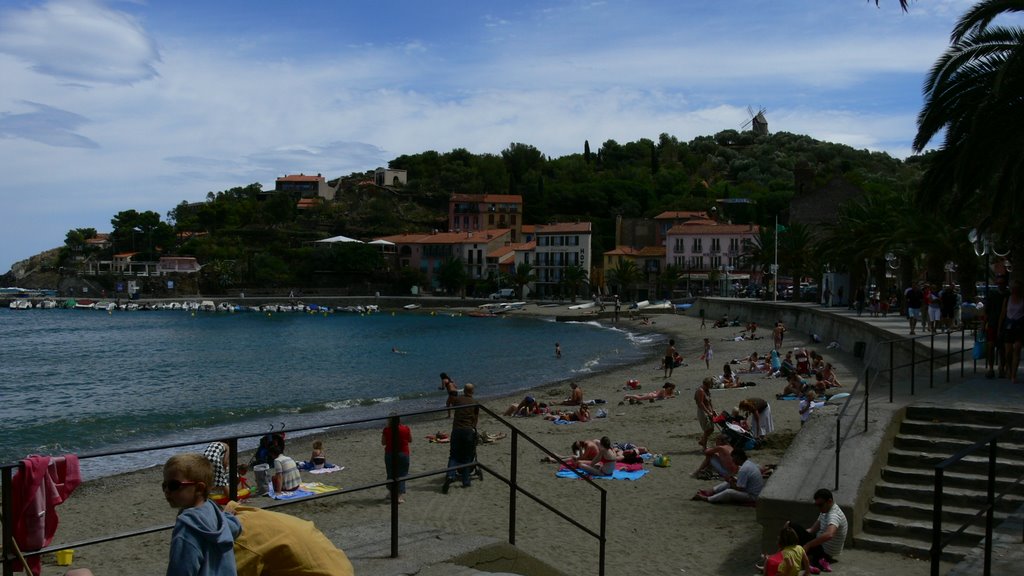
top-left (741, 105), bottom-right (769, 136)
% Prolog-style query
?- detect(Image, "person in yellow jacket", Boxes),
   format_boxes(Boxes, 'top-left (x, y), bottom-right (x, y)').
top-left (224, 502), bottom-right (354, 576)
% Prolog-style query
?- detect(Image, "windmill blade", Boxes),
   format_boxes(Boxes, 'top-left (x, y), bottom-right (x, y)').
top-left (747, 105), bottom-right (755, 117)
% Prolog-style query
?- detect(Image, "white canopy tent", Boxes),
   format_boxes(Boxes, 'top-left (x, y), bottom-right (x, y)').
top-left (314, 235), bottom-right (364, 244)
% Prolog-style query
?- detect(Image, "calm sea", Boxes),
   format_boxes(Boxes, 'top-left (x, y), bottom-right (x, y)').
top-left (0, 308), bottom-right (656, 477)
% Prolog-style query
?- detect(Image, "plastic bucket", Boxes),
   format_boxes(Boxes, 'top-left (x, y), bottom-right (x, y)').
top-left (253, 464), bottom-right (271, 495)
top-left (55, 549), bottom-right (74, 566)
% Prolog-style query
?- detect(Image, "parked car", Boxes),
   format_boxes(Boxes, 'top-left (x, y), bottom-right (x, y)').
top-left (489, 288), bottom-right (515, 300)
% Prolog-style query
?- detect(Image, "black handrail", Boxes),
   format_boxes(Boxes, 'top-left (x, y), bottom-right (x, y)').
top-left (833, 326), bottom-right (975, 490)
top-left (930, 417), bottom-right (1024, 576)
top-left (1, 403), bottom-right (608, 576)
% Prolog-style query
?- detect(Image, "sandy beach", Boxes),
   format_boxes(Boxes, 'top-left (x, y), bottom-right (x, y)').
top-left (27, 305), bottom-right (935, 576)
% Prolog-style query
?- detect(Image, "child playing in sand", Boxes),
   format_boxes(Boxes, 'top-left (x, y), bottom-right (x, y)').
top-left (756, 526), bottom-right (811, 576)
top-left (310, 440), bottom-right (327, 469)
top-left (163, 453), bottom-right (240, 576)
top-left (701, 338), bottom-right (713, 369)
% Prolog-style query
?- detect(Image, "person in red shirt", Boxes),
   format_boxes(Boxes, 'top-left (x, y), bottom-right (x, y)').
top-left (381, 412), bottom-right (412, 503)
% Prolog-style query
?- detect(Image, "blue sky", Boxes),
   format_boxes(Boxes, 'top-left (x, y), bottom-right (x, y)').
top-left (0, 0), bottom-right (996, 272)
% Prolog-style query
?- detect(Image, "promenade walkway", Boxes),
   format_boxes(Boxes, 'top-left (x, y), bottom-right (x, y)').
top-left (700, 297), bottom-right (1023, 575)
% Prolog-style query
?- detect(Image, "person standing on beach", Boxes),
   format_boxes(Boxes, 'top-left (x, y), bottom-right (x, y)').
top-left (439, 372), bottom-right (457, 418)
top-left (701, 338), bottom-right (713, 369)
top-left (695, 377), bottom-right (716, 450)
top-left (555, 342), bottom-right (562, 359)
top-left (664, 339), bottom-right (677, 378)
top-left (614, 296), bottom-right (621, 322)
top-left (443, 383), bottom-right (480, 493)
top-left (773, 322), bottom-right (786, 351)
top-left (382, 412), bottom-right (412, 503)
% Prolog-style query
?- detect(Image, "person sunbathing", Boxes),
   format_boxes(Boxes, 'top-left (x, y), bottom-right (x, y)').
top-left (621, 382), bottom-right (676, 404)
top-left (545, 404), bottom-right (590, 422)
top-left (821, 363), bottom-right (841, 387)
top-left (780, 373), bottom-right (805, 397)
top-left (575, 436), bottom-right (622, 476)
top-left (504, 395), bottom-right (541, 416)
top-left (542, 438), bottom-right (600, 465)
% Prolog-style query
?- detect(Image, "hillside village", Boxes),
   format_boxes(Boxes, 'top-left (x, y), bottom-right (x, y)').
top-left (3, 131), bottom-right (924, 301)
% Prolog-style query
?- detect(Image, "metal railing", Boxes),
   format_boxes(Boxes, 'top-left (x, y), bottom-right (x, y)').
top-left (834, 326), bottom-right (976, 490)
top-left (930, 417), bottom-right (1024, 576)
top-left (1, 404), bottom-right (607, 576)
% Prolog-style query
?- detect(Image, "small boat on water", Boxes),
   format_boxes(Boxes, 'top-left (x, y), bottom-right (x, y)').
top-left (567, 301), bottom-right (595, 310)
top-left (468, 310), bottom-right (498, 318)
top-left (74, 299), bottom-right (97, 310)
top-left (8, 299), bottom-right (32, 310)
top-left (403, 304), bottom-right (421, 310)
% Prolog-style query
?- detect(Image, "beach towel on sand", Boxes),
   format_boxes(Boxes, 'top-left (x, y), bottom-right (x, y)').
top-left (269, 482), bottom-right (340, 500)
top-left (308, 465), bottom-right (344, 475)
top-left (557, 462), bottom-right (648, 480)
top-left (552, 418), bottom-right (578, 425)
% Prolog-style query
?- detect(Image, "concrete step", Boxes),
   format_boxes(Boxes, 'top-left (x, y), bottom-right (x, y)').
top-left (886, 447), bottom-right (1024, 477)
top-left (881, 464), bottom-right (1024, 495)
top-left (905, 406), bottom-right (1024, 429)
top-left (893, 433), bottom-right (1024, 461)
top-left (853, 532), bottom-right (972, 562)
top-left (873, 480), bottom-right (1024, 513)
top-left (868, 495), bottom-right (1014, 525)
top-left (861, 512), bottom-right (989, 548)
top-left (900, 419), bottom-right (1024, 444)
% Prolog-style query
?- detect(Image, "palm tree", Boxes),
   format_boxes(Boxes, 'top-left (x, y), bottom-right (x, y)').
top-left (778, 223), bottom-right (816, 300)
top-left (607, 259), bottom-right (642, 302)
top-left (913, 0), bottom-right (1024, 248)
top-left (510, 262), bottom-right (537, 299)
top-left (659, 264), bottom-right (683, 300)
top-left (560, 265), bottom-right (590, 303)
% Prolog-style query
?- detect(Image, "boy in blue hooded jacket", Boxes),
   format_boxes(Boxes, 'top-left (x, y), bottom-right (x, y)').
top-left (163, 453), bottom-right (241, 576)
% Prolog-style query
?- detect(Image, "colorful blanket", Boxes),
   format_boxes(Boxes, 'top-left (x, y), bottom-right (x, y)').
top-left (556, 462), bottom-right (648, 480)
top-left (268, 482), bottom-right (340, 500)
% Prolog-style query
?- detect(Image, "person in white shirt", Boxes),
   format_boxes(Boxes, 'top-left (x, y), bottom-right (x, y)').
top-left (787, 488), bottom-right (849, 572)
top-left (693, 448), bottom-right (763, 505)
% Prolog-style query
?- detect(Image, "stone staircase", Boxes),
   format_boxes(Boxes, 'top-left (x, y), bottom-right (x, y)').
top-left (855, 405), bottom-right (1024, 562)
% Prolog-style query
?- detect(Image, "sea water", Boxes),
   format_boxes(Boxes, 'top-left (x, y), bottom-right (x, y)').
top-left (0, 308), bottom-right (657, 477)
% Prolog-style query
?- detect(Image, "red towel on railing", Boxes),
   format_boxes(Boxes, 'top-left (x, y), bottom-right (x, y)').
top-left (11, 455), bottom-right (81, 575)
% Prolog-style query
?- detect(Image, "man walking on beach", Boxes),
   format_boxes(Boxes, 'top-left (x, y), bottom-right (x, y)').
top-left (443, 383), bottom-right (480, 493)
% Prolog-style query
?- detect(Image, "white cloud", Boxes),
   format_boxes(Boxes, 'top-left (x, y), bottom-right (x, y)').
top-left (0, 101), bottom-right (99, 148)
top-left (0, 0), bottom-right (160, 84)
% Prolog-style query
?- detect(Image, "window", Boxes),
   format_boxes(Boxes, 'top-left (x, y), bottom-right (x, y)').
top-left (488, 214), bottom-right (494, 225)
top-left (691, 238), bottom-right (703, 253)
top-left (711, 238), bottom-right (721, 252)
top-left (711, 256), bottom-right (722, 268)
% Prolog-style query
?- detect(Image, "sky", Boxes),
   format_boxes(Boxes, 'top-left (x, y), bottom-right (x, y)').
top-left (0, 0), bottom-right (999, 272)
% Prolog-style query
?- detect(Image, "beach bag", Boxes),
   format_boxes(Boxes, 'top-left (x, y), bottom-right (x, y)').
top-left (653, 454), bottom-right (671, 468)
top-left (973, 339), bottom-right (985, 360)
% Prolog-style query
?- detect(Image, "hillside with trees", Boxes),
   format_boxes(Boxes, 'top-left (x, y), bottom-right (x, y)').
top-left (10, 129), bottom-right (930, 296)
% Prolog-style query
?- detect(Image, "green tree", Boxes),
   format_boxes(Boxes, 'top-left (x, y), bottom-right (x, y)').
top-left (510, 262), bottom-right (537, 299)
top-left (437, 258), bottom-right (467, 296)
top-left (607, 259), bottom-right (642, 302)
top-left (560, 264), bottom-right (590, 303)
top-left (659, 264), bottom-right (682, 299)
top-left (913, 0), bottom-right (1024, 248)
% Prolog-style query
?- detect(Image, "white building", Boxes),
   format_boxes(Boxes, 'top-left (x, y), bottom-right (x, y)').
top-left (532, 222), bottom-right (592, 298)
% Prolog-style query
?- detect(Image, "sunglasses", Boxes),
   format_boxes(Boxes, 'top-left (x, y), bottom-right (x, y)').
top-left (162, 480), bottom-right (198, 492)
